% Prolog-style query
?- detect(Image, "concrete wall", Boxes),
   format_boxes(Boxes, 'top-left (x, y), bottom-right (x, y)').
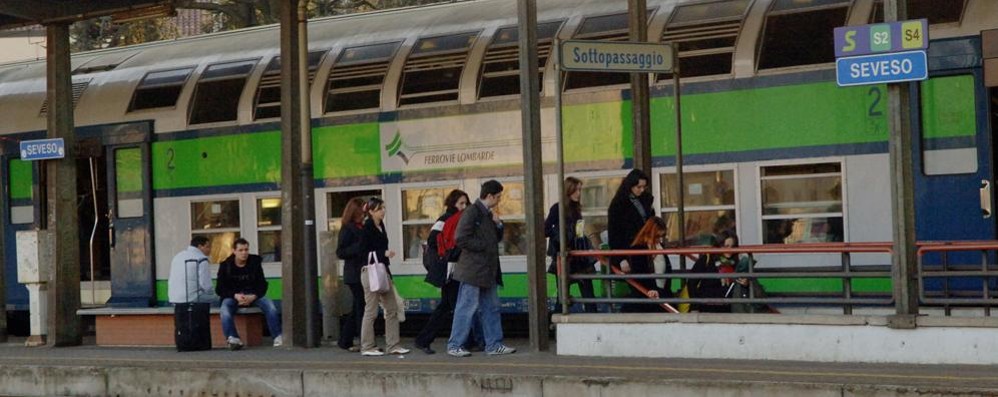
top-left (0, 365), bottom-right (989, 397)
top-left (555, 314), bottom-right (998, 365)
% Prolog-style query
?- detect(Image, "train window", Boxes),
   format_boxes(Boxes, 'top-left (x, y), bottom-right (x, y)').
top-left (326, 42), bottom-right (400, 113)
top-left (114, 148), bottom-right (144, 218)
top-left (129, 67), bottom-right (194, 112)
top-left (660, 0), bottom-right (750, 80)
top-left (189, 59), bottom-right (257, 125)
top-left (478, 21), bottom-right (563, 98)
top-left (565, 12), bottom-right (653, 91)
top-left (257, 197), bottom-right (282, 263)
top-left (496, 181), bottom-right (527, 256)
top-left (254, 51), bottom-right (326, 120)
top-left (578, 176), bottom-right (623, 249)
top-left (921, 75), bottom-right (977, 175)
top-left (760, 163), bottom-right (843, 244)
top-left (660, 170), bottom-right (736, 245)
top-left (758, 0), bottom-right (849, 70)
top-left (871, 0), bottom-right (966, 25)
top-left (398, 32), bottom-right (478, 106)
top-left (328, 189), bottom-right (382, 233)
top-left (191, 199), bottom-right (241, 263)
top-left (402, 186), bottom-right (458, 260)
top-left (39, 79), bottom-right (90, 117)
top-left (7, 159), bottom-right (33, 225)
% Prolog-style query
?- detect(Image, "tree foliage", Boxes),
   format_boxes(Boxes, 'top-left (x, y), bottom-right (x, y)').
top-left (71, 0), bottom-right (465, 52)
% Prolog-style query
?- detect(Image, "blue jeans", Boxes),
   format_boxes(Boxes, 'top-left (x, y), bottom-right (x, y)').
top-left (220, 297), bottom-right (282, 339)
top-left (447, 282), bottom-right (503, 352)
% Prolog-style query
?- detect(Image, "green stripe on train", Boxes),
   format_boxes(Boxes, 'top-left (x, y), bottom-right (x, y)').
top-left (9, 159), bottom-right (32, 200)
top-left (155, 274), bottom-right (891, 304)
top-left (313, 123), bottom-right (382, 179)
top-left (152, 131), bottom-right (282, 190)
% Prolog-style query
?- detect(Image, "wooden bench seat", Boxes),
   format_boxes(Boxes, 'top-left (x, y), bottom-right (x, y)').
top-left (77, 307), bottom-right (265, 348)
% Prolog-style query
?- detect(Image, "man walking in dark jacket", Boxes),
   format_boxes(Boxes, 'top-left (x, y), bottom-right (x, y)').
top-left (216, 238), bottom-right (282, 350)
top-left (447, 180), bottom-right (515, 357)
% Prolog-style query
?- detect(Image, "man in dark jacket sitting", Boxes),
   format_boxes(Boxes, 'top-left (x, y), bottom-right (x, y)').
top-left (446, 180), bottom-right (515, 357)
top-left (216, 238), bottom-right (282, 350)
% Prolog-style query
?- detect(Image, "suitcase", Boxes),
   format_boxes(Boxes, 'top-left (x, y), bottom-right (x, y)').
top-left (174, 258), bottom-right (212, 351)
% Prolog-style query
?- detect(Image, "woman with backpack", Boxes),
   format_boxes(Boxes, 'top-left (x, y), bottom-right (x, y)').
top-left (358, 197), bottom-right (410, 356)
top-left (545, 177), bottom-right (597, 313)
top-left (413, 190), bottom-right (483, 354)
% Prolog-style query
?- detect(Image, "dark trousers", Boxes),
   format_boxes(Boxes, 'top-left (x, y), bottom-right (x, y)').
top-left (414, 279), bottom-right (483, 348)
top-left (621, 278), bottom-right (673, 313)
top-left (553, 278), bottom-right (598, 314)
top-left (338, 282), bottom-right (365, 349)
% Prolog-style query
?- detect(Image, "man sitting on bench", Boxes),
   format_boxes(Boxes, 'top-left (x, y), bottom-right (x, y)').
top-left (216, 238), bottom-right (283, 350)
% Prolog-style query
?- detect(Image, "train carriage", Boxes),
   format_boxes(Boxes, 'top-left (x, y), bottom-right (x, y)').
top-left (1, 0), bottom-right (996, 325)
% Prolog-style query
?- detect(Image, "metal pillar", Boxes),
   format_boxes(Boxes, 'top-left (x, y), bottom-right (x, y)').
top-left (0, 154), bottom-right (5, 343)
top-left (517, 0), bottom-right (548, 351)
top-left (673, 50), bottom-right (686, 249)
top-left (629, 0), bottom-right (651, 175)
top-left (553, 40), bottom-right (570, 316)
top-left (885, 0), bottom-right (919, 327)
top-left (279, 0), bottom-right (320, 347)
top-left (45, 23), bottom-right (81, 346)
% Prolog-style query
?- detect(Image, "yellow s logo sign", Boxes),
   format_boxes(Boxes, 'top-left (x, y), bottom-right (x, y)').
top-left (842, 30), bottom-right (856, 52)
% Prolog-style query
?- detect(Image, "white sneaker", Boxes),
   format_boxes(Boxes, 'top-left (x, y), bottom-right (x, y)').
top-left (487, 345), bottom-right (516, 355)
top-left (361, 349), bottom-right (385, 356)
top-left (389, 347), bottom-right (410, 355)
top-left (226, 336), bottom-right (244, 351)
top-left (447, 347), bottom-right (471, 357)
top-left (273, 335), bottom-right (283, 347)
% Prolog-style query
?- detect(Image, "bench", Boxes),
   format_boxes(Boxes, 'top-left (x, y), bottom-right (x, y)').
top-left (77, 307), bottom-right (264, 348)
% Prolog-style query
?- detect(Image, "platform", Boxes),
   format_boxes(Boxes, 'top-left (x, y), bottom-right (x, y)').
top-left (0, 337), bottom-right (996, 397)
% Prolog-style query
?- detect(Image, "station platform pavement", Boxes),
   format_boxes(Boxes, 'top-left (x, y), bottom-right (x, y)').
top-left (0, 336), bottom-right (996, 397)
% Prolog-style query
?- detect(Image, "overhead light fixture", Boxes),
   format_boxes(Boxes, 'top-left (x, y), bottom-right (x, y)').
top-left (111, 4), bottom-right (176, 23)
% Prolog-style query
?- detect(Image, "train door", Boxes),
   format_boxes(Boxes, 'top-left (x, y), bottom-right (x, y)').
top-left (1, 150), bottom-right (34, 333)
top-left (102, 123), bottom-right (155, 307)
top-left (913, 69), bottom-right (995, 242)
top-left (77, 139), bottom-right (111, 306)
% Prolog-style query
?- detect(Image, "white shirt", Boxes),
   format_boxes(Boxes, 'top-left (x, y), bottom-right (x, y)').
top-left (167, 246), bottom-right (213, 303)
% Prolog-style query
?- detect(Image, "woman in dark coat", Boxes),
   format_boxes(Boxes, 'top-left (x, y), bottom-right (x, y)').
top-left (608, 169), bottom-right (654, 269)
top-left (545, 176), bottom-right (597, 313)
top-left (335, 197), bottom-right (368, 352)
top-left (358, 197), bottom-right (408, 356)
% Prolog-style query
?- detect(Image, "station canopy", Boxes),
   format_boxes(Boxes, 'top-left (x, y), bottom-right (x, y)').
top-left (0, 1), bottom-right (175, 31)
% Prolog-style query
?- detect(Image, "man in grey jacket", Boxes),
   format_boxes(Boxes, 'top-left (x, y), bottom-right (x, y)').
top-left (447, 180), bottom-right (516, 357)
top-left (167, 236), bottom-right (218, 304)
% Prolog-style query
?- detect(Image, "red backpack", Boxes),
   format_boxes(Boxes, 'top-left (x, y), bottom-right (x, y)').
top-left (437, 209), bottom-right (463, 259)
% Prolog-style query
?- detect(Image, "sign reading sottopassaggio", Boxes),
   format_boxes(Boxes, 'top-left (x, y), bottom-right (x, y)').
top-left (560, 40), bottom-right (673, 73)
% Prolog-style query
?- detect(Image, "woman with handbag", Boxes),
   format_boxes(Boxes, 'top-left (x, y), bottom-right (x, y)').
top-left (359, 197), bottom-right (410, 356)
top-left (545, 177), bottom-right (598, 313)
top-left (335, 197), bottom-right (368, 352)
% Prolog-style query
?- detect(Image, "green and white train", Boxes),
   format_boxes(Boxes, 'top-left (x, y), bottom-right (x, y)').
top-left (1, 0), bottom-right (996, 320)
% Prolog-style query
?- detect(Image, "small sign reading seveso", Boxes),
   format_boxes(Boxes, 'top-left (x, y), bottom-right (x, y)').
top-left (835, 50), bottom-right (928, 87)
top-left (19, 138), bottom-right (66, 161)
top-left (560, 40), bottom-right (673, 73)
top-left (834, 19), bottom-right (928, 58)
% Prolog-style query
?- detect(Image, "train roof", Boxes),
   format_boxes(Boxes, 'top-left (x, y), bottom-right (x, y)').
top-left (0, 0), bottom-right (994, 135)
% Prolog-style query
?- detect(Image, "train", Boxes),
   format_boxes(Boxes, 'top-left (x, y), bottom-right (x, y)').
top-left (1, 0), bottom-right (996, 327)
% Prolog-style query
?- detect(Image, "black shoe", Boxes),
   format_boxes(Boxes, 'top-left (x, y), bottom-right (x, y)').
top-left (415, 344), bottom-right (435, 355)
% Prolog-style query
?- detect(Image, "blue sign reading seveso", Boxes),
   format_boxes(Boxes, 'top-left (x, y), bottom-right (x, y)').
top-left (835, 50), bottom-right (927, 87)
top-left (19, 138), bottom-right (66, 161)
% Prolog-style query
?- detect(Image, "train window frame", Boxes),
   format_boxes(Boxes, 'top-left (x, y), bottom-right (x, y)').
top-left (190, 198), bottom-right (242, 264)
top-left (400, 184), bottom-right (460, 262)
top-left (39, 79), bottom-right (91, 117)
top-left (658, 0), bottom-right (750, 80)
top-left (325, 41), bottom-right (402, 114)
top-left (397, 31), bottom-right (480, 107)
top-left (254, 50), bottom-right (327, 120)
top-left (564, 10), bottom-right (655, 92)
top-left (758, 161), bottom-right (846, 244)
top-left (757, 0), bottom-right (850, 71)
top-left (326, 188), bottom-right (383, 233)
top-left (477, 21), bottom-right (564, 99)
top-left (491, 178), bottom-right (529, 257)
top-left (573, 172), bottom-right (627, 250)
top-left (870, 0), bottom-right (967, 25)
top-left (188, 58), bottom-right (259, 126)
top-left (128, 66), bottom-right (195, 113)
top-left (659, 168), bottom-right (738, 245)
top-left (255, 196), bottom-right (282, 264)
